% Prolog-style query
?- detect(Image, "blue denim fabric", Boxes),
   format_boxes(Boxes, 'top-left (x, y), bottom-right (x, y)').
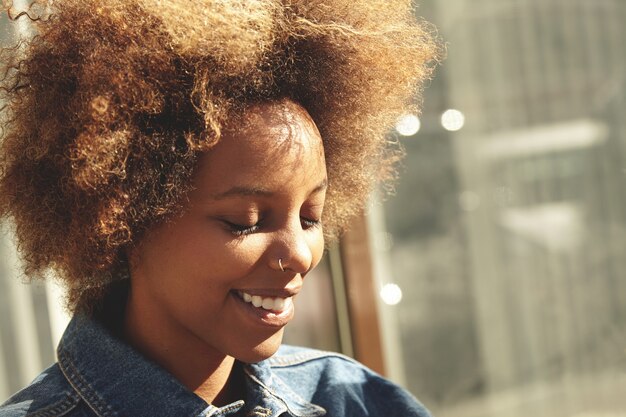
top-left (1, 313), bottom-right (432, 417)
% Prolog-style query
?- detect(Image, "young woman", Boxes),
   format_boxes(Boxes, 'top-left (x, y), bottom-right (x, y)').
top-left (0, 0), bottom-right (440, 415)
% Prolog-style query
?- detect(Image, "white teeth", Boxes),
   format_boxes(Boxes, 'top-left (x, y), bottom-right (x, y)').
top-left (251, 295), bottom-right (263, 308)
top-left (274, 298), bottom-right (285, 310)
top-left (240, 291), bottom-right (291, 312)
top-left (262, 298), bottom-right (274, 310)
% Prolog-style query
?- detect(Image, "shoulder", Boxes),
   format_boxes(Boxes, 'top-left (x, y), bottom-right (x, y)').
top-left (267, 345), bottom-right (372, 387)
top-left (266, 345), bottom-right (433, 417)
top-left (0, 363), bottom-right (86, 417)
top-left (268, 344), bottom-right (356, 367)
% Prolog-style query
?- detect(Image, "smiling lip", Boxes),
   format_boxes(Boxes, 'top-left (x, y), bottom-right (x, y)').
top-left (231, 290), bottom-right (296, 328)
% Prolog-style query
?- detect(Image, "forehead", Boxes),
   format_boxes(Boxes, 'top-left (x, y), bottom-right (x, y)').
top-left (237, 100), bottom-right (319, 139)
top-left (232, 100), bottom-right (322, 156)
top-left (192, 101), bottom-right (326, 194)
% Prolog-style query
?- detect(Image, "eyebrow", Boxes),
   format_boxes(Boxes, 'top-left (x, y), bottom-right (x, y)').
top-left (209, 178), bottom-right (328, 200)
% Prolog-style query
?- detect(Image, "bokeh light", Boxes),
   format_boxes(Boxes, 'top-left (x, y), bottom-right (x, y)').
top-left (441, 109), bottom-right (465, 132)
top-left (395, 114), bottom-right (421, 136)
top-left (380, 283), bottom-right (403, 306)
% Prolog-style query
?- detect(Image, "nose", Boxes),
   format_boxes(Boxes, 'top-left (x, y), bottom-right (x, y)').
top-left (270, 219), bottom-right (315, 274)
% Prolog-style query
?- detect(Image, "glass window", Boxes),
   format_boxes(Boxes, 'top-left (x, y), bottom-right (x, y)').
top-left (378, 0), bottom-right (626, 416)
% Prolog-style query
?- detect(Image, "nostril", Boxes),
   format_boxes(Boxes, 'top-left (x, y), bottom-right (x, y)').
top-left (273, 223), bottom-right (319, 274)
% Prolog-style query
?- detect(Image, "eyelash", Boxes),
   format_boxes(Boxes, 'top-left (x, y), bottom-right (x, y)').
top-left (224, 217), bottom-right (321, 237)
top-left (301, 217), bottom-right (321, 229)
top-left (224, 221), bottom-right (260, 237)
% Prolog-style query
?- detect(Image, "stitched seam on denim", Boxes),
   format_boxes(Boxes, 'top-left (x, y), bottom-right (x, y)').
top-left (271, 375), bottom-right (324, 413)
top-left (205, 401), bottom-right (245, 417)
top-left (246, 407), bottom-right (271, 417)
top-left (267, 351), bottom-right (357, 368)
top-left (266, 351), bottom-right (327, 366)
top-left (243, 369), bottom-right (291, 415)
top-left (58, 350), bottom-right (116, 417)
top-left (243, 368), bottom-right (325, 417)
top-left (25, 392), bottom-right (80, 417)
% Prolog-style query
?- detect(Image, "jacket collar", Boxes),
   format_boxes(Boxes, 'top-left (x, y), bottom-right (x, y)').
top-left (57, 312), bottom-right (325, 417)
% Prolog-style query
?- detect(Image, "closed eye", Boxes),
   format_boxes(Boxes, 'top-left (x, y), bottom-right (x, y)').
top-left (301, 217), bottom-right (321, 230)
top-left (223, 220), bottom-right (261, 237)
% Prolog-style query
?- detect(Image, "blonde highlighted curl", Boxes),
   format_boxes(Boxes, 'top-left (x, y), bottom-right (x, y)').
top-left (0, 0), bottom-right (441, 312)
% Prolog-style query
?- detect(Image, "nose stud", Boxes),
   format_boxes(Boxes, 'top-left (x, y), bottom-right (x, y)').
top-left (278, 258), bottom-right (285, 272)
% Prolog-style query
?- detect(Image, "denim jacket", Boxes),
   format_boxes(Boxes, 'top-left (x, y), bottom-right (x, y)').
top-left (1, 312), bottom-right (432, 417)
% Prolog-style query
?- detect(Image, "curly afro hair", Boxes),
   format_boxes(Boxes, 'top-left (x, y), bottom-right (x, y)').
top-left (0, 0), bottom-right (440, 312)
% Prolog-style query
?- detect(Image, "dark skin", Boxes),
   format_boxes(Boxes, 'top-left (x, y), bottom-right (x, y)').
top-left (124, 100), bottom-right (328, 405)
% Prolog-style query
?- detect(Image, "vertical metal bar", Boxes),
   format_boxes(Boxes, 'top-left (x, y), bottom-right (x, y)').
top-left (44, 280), bottom-right (70, 354)
top-left (327, 244), bottom-right (354, 359)
top-left (0, 307), bottom-right (9, 400)
top-left (1, 0), bottom-right (46, 390)
top-left (339, 214), bottom-right (386, 376)
top-left (0, 2), bottom-right (13, 402)
top-left (366, 200), bottom-right (407, 386)
top-left (5, 239), bottom-right (43, 386)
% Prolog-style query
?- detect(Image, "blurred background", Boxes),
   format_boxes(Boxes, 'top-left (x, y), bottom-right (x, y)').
top-left (2, 1), bottom-right (626, 416)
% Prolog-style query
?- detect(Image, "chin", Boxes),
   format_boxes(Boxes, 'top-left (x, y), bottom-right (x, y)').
top-left (234, 328), bottom-right (285, 364)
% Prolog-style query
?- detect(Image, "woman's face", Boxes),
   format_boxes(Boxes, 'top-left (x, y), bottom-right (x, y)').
top-left (127, 100), bottom-right (327, 363)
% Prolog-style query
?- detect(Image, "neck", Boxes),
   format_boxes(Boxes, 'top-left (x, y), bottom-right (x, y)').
top-left (123, 293), bottom-right (243, 406)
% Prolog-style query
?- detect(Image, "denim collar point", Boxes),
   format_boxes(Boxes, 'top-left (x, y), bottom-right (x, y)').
top-left (243, 365), bottom-right (326, 417)
top-left (57, 314), bottom-right (326, 417)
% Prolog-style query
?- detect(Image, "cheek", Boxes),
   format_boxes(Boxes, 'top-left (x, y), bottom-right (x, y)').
top-left (172, 233), bottom-right (270, 288)
top-left (219, 237), bottom-right (270, 272)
